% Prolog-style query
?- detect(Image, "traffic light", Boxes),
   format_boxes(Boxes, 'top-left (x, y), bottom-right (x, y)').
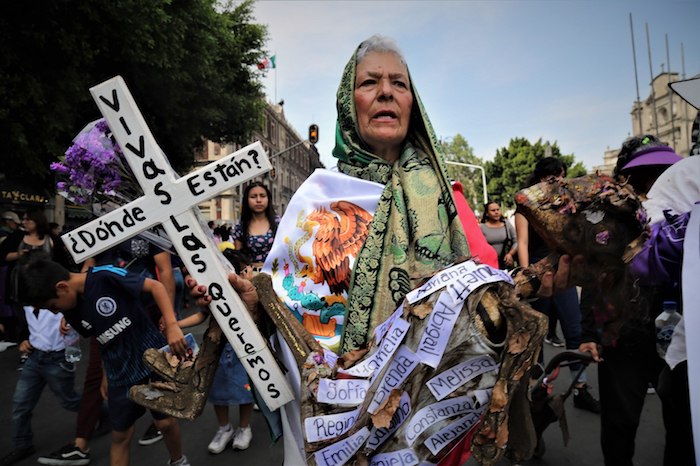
top-left (308, 124), bottom-right (319, 144)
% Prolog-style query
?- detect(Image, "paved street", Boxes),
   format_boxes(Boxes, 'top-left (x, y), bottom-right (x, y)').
top-left (1, 325), bottom-right (664, 466)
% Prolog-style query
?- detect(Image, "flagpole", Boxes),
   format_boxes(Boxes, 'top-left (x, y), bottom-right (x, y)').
top-left (275, 51), bottom-right (278, 104)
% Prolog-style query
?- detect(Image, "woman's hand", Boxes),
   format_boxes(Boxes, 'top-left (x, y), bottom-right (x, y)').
top-left (503, 252), bottom-right (515, 268)
top-left (579, 342), bottom-right (602, 363)
top-left (186, 273), bottom-right (259, 320)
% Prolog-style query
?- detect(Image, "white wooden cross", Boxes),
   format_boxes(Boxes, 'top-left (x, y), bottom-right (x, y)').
top-left (62, 76), bottom-right (294, 410)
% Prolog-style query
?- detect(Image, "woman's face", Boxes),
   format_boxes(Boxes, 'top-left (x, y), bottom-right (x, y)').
top-left (486, 203), bottom-right (501, 222)
top-left (247, 186), bottom-right (268, 214)
top-left (21, 214), bottom-right (35, 232)
top-left (354, 51), bottom-right (413, 163)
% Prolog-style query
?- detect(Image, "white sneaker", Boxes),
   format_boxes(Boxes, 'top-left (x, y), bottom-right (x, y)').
top-left (232, 426), bottom-right (252, 450)
top-left (208, 424), bottom-right (234, 454)
top-left (167, 455), bottom-right (190, 466)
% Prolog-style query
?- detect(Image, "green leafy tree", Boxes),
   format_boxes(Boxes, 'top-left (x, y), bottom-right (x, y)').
top-left (485, 138), bottom-right (585, 209)
top-left (440, 134), bottom-right (486, 208)
top-left (0, 0), bottom-right (267, 190)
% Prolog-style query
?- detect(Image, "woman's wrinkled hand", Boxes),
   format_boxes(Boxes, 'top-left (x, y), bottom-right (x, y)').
top-left (186, 273), bottom-right (259, 320)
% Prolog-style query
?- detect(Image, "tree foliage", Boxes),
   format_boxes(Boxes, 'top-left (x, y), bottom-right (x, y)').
top-left (440, 134), bottom-right (487, 208)
top-left (0, 0), bottom-right (268, 189)
top-left (485, 138), bottom-right (586, 209)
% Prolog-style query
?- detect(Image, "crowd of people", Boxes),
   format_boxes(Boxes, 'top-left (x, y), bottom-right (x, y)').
top-left (0, 33), bottom-right (697, 466)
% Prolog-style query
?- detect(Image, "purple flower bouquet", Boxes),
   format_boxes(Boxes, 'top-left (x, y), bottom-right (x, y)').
top-left (52, 119), bottom-right (171, 249)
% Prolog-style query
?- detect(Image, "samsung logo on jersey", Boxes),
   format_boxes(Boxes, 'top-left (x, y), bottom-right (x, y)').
top-left (96, 317), bottom-right (132, 344)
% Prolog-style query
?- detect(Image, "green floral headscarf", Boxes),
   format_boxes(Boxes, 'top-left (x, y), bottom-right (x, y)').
top-left (335, 38), bottom-right (470, 352)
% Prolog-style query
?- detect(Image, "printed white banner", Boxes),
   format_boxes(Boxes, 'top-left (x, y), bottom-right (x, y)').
top-left (404, 395), bottom-right (481, 446)
top-left (368, 346), bottom-right (421, 414)
top-left (305, 407), bottom-right (362, 443)
top-left (369, 448), bottom-right (419, 466)
top-left (406, 261), bottom-right (512, 305)
top-left (426, 355), bottom-right (499, 401)
top-left (424, 410), bottom-right (484, 456)
top-left (338, 317), bottom-right (410, 379)
top-left (415, 292), bottom-right (464, 368)
top-left (366, 392), bottom-right (412, 451)
top-left (314, 427), bottom-right (370, 466)
top-left (317, 378), bottom-right (370, 407)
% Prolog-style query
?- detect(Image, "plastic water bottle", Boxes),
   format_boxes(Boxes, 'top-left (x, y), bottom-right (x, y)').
top-left (655, 301), bottom-right (681, 358)
top-left (64, 326), bottom-right (82, 363)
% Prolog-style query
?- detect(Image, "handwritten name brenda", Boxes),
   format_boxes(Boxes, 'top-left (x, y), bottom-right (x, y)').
top-left (368, 346), bottom-right (419, 414)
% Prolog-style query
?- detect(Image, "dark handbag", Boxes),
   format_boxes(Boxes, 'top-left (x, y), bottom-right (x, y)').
top-left (499, 224), bottom-right (514, 269)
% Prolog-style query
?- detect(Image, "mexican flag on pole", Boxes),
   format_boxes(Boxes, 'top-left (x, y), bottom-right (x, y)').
top-left (257, 55), bottom-right (276, 70)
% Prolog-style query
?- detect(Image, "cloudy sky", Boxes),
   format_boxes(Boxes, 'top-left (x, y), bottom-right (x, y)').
top-left (251, 0), bottom-right (700, 170)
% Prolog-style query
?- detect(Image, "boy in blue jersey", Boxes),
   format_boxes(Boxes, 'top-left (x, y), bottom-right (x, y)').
top-left (15, 255), bottom-right (190, 466)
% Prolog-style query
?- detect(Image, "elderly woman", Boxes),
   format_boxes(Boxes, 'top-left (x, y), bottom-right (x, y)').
top-left (176, 35), bottom-right (564, 465)
top-left (328, 35), bottom-right (469, 351)
top-left (261, 34), bottom-right (473, 463)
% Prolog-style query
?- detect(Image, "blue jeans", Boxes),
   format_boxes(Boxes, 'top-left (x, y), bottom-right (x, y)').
top-left (12, 349), bottom-right (81, 448)
top-left (173, 267), bottom-right (184, 320)
top-left (532, 286), bottom-right (587, 383)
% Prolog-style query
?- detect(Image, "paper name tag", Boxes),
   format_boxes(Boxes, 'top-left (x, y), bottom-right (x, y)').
top-left (369, 448), bottom-right (419, 466)
top-left (415, 292), bottom-right (463, 368)
top-left (423, 410), bottom-right (484, 456)
top-left (304, 407), bottom-right (362, 443)
top-left (317, 378), bottom-right (370, 407)
top-left (374, 304), bottom-right (404, 343)
top-left (368, 346), bottom-right (420, 414)
top-left (404, 395), bottom-right (480, 446)
top-left (314, 427), bottom-right (370, 466)
top-left (366, 391), bottom-right (412, 451)
top-left (426, 355), bottom-right (499, 401)
top-left (406, 261), bottom-right (512, 304)
top-left (338, 317), bottom-right (409, 379)
top-left (324, 348), bottom-right (339, 369)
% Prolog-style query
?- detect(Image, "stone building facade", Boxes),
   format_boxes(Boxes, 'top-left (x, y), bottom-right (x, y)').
top-left (594, 71), bottom-right (697, 175)
top-left (195, 102), bottom-right (323, 226)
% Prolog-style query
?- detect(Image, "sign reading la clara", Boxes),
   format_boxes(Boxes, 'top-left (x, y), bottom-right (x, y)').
top-left (61, 76), bottom-right (294, 410)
